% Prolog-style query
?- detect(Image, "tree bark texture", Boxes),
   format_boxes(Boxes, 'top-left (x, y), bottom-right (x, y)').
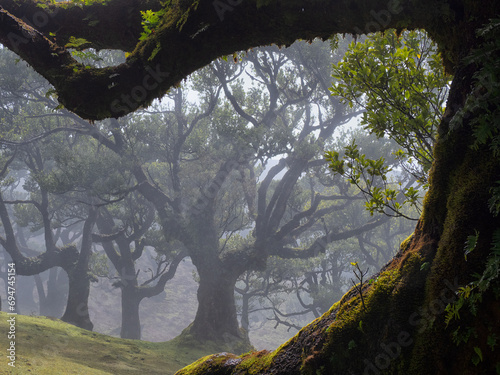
top-left (186, 205), bottom-right (244, 341)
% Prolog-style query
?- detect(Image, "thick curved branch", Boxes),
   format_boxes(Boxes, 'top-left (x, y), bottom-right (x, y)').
top-left (273, 193), bottom-right (324, 242)
top-left (0, 193), bottom-right (79, 275)
top-left (140, 250), bottom-right (188, 298)
top-left (0, 0), bottom-right (438, 120)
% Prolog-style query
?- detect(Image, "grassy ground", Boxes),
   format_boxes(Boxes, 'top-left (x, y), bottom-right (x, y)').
top-left (0, 312), bottom-right (224, 375)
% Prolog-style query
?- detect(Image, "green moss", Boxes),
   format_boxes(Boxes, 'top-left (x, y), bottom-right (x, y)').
top-left (233, 350), bottom-right (274, 374)
top-left (174, 342), bottom-right (276, 374)
top-left (400, 252), bottom-right (424, 276)
top-left (400, 233), bottom-right (414, 253)
top-left (0, 312), bottom-right (230, 375)
top-left (175, 352), bottom-right (236, 375)
top-left (288, 268), bottom-right (402, 374)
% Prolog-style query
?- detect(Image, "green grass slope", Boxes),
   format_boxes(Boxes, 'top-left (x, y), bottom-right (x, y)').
top-left (0, 312), bottom-right (225, 375)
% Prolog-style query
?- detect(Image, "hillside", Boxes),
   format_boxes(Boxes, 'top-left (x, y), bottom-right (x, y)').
top-left (0, 312), bottom-right (228, 375)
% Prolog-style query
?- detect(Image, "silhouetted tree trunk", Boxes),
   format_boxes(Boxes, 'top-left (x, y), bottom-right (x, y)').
top-left (121, 283), bottom-right (142, 339)
top-left (61, 262), bottom-right (94, 330)
top-left (190, 263), bottom-right (241, 340)
top-left (184, 186), bottom-right (248, 342)
top-left (35, 268), bottom-right (68, 317)
top-left (61, 205), bottom-right (97, 330)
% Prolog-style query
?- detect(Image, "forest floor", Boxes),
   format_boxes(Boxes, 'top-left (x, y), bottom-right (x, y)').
top-left (0, 312), bottom-right (227, 375)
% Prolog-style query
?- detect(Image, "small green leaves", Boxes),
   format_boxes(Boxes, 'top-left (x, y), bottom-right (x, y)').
top-left (472, 347), bottom-right (483, 365)
top-left (464, 230), bottom-right (479, 260)
top-left (65, 36), bottom-right (92, 49)
top-left (325, 138), bottom-right (419, 220)
top-left (348, 339), bottom-right (357, 349)
top-left (420, 262), bottom-right (430, 271)
top-left (140, 9), bottom-right (166, 41)
top-left (331, 29), bottom-right (449, 187)
top-left (456, 19), bottom-right (500, 158)
top-left (488, 181), bottom-right (500, 216)
top-left (487, 333), bottom-right (498, 351)
top-left (325, 150), bottom-right (345, 175)
top-left (445, 296), bottom-right (464, 326)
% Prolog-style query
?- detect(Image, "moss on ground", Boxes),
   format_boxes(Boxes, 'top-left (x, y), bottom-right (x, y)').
top-left (0, 312), bottom-right (233, 375)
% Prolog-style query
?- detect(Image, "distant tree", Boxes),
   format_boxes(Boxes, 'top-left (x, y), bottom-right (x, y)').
top-left (93, 195), bottom-right (187, 340)
top-left (70, 39), bottom-right (394, 344)
top-left (237, 132), bottom-right (418, 336)
top-left (150, 41), bottom-right (392, 341)
top-left (0, 49), bottom-right (131, 329)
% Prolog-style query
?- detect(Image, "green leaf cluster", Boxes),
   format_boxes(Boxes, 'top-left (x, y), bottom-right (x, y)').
top-left (326, 30), bottom-right (450, 219)
top-left (325, 140), bottom-right (421, 220)
top-left (445, 229), bottom-right (500, 366)
top-left (140, 9), bottom-right (167, 41)
top-left (330, 30), bottom-right (450, 183)
top-left (65, 36), bottom-right (92, 49)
